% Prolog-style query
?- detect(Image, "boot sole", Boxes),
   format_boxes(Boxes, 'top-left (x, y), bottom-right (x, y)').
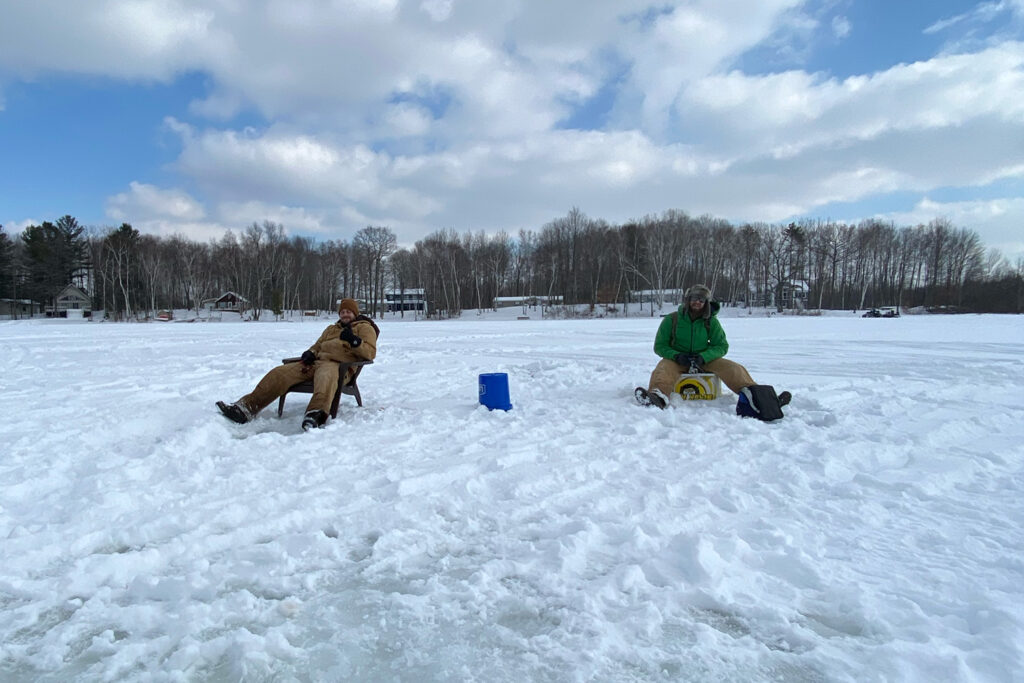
top-left (634, 387), bottom-right (666, 409)
top-left (216, 401), bottom-right (249, 424)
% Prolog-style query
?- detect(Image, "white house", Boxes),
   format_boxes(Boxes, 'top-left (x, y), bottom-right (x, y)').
top-left (629, 289), bottom-right (681, 304)
top-left (203, 291), bottom-right (249, 313)
top-left (48, 285), bottom-right (91, 317)
top-left (385, 289), bottom-right (427, 313)
top-left (493, 295), bottom-right (564, 309)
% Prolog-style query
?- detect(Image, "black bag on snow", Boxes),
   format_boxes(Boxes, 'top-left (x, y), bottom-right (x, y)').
top-left (736, 385), bottom-right (785, 421)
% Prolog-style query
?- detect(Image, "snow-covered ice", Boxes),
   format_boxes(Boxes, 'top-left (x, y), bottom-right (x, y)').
top-left (1, 311), bottom-right (1022, 681)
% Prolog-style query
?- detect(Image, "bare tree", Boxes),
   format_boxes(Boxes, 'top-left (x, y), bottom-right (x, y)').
top-left (577, 220), bottom-right (615, 310)
top-left (172, 238), bottom-right (213, 315)
top-left (7, 205), bottom-right (1017, 318)
top-left (237, 221), bottom-right (286, 320)
top-left (643, 212), bottom-right (682, 308)
top-left (415, 230), bottom-right (465, 318)
top-left (352, 226), bottom-right (397, 316)
top-left (946, 228), bottom-right (985, 306)
top-left (137, 235), bottom-right (167, 318)
top-left (316, 240), bottom-right (349, 312)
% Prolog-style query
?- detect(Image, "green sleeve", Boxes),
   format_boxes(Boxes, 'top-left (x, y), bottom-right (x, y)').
top-left (653, 315), bottom-right (677, 360)
top-left (700, 318), bottom-right (729, 363)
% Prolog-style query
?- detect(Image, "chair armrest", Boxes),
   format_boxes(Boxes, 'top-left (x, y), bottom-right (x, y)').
top-left (337, 360), bottom-right (372, 387)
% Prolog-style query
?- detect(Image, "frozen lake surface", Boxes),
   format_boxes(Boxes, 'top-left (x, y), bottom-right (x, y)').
top-left (1, 312), bottom-right (1022, 681)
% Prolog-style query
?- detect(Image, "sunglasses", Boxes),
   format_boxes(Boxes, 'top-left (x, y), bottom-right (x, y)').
top-left (689, 296), bottom-right (707, 303)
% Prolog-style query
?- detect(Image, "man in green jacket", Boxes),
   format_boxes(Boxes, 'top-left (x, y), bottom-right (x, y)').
top-left (635, 284), bottom-right (790, 409)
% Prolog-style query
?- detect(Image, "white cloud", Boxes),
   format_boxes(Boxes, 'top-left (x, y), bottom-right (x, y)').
top-left (167, 121), bottom-right (447, 230)
top-left (3, 219), bottom-right (41, 234)
top-left (188, 90), bottom-right (245, 121)
top-left (2, 1), bottom-right (1023, 259)
top-left (216, 201), bottom-right (329, 234)
top-left (107, 182), bottom-right (206, 222)
top-left (105, 182), bottom-right (224, 240)
top-left (0, 0), bottom-right (218, 80)
top-left (626, 0), bottom-right (805, 133)
top-left (831, 15), bottom-right (851, 39)
top-left (678, 42), bottom-right (1024, 172)
top-left (925, 1), bottom-right (1014, 34)
top-left (420, 0), bottom-right (453, 22)
top-left (384, 103), bottom-right (433, 137)
top-left (137, 27), bottom-right (1024, 253)
top-left (171, 123), bottom-right (382, 202)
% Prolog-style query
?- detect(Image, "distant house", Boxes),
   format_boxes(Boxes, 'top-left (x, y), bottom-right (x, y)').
top-left (203, 291), bottom-right (249, 313)
top-left (745, 280), bottom-right (809, 310)
top-left (385, 289), bottom-right (427, 313)
top-left (493, 295), bottom-right (563, 309)
top-left (0, 298), bottom-right (42, 319)
top-left (779, 281), bottom-right (808, 309)
top-left (47, 285), bottom-right (91, 317)
top-left (629, 289), bottom-right (681, 304)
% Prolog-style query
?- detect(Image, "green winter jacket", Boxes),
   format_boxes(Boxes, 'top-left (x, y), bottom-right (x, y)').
top-left (653, 301), bottom-right (729, 364)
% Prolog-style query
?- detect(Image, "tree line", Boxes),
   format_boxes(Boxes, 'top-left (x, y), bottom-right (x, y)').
top-left (1, 208), bottom-right (1021, 319)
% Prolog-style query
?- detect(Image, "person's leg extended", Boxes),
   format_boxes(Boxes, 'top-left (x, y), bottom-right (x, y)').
top-left (701, 357), bottom-right (754, 394)
top-left (240, 362), bottom-right (311, 416)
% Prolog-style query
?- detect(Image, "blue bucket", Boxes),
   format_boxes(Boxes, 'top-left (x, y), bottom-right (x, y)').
top-left (479, 373), bottom-right (513, 411)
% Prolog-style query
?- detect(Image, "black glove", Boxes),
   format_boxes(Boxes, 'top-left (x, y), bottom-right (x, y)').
top-left (339, 325), bottom-right (362, 348)
top-left (300, 350), bottom-right (316, 365)
top-left (674, 353), bottom-right (702, 372)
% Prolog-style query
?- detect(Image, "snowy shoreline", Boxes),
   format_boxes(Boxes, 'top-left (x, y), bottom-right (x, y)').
top-left (1, 314), bottom-right (1022, 681)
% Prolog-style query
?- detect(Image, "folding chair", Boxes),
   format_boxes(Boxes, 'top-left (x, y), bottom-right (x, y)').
top-left (276, 358), bottom-right (373, 418)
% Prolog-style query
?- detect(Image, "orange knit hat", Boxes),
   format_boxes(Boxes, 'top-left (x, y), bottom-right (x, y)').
top-left (338, 298), bottom-right (360, 316)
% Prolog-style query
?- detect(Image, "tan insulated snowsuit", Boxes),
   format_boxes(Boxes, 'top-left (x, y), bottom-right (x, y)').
top-left (238, 317), bottom-right (378, 416)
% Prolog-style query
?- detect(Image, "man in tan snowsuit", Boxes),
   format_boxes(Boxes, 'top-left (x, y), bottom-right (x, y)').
top-left (217, 298), bottom-right (378, 430)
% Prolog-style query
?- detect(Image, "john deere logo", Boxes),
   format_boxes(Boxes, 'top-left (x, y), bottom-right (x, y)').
top-left (674, 375), bottom-right (718, 401)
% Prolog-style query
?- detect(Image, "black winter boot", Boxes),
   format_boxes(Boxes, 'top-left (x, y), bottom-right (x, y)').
top-left (216, 401), bottom-right (249, 424)
top-left (634, 387), bottom-right (667, 409)
top-left (302, 409), bottom-right (328, 431)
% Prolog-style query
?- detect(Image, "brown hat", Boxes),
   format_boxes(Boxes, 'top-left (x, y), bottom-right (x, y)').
top-left (338, 298), bottom-right (360, 316)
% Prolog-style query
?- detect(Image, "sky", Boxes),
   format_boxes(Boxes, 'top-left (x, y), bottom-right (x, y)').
top-left (1, 0), bottom-right (1023, 258)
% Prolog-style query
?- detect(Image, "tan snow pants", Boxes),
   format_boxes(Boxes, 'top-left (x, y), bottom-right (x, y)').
top-left (647, 357), bottom-right (755, 397)
top-left (238, 360), bottom-right (340, 416)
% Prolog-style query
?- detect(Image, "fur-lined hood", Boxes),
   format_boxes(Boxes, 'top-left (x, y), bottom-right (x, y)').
top-left (676, 299), bottom-right (721, 320)
top-left (681, 284), bottom-right (716, 320)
